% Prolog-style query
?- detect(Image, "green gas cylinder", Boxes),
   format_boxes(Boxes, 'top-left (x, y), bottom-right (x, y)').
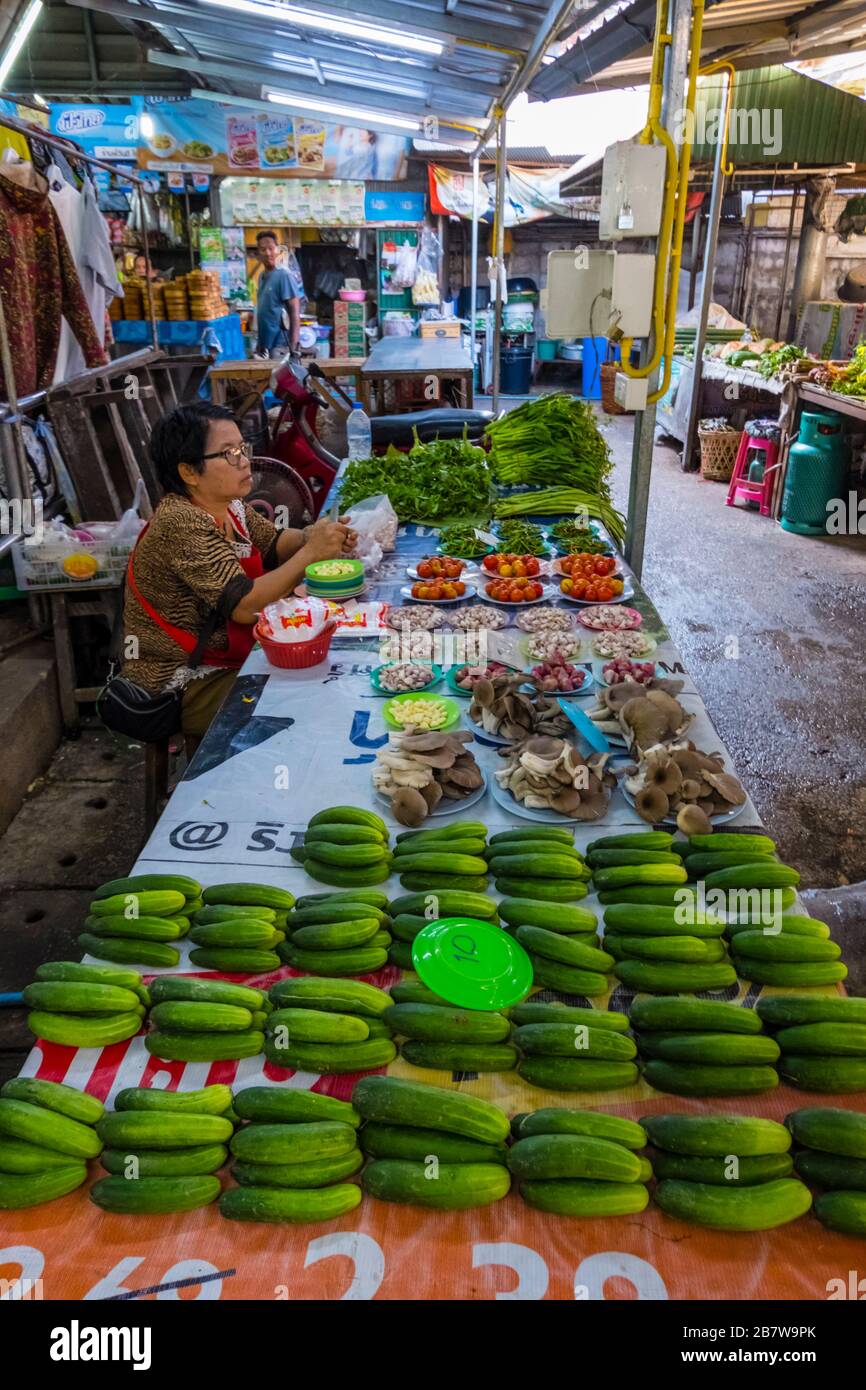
top-left (780, 410), bottom-right (846, 535)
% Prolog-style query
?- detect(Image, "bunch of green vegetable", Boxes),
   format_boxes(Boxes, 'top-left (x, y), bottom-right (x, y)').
top-left (755, 344), bottom-right (806, 380)
top-left (494, 519), bottom-right (549, 555)
top-left (548, 519), bottom-right (612, 554)
top-left (339, 435), bottom-right (493, 523)
top-left (831, 343), bottom-right (866, 398)
top-left (485, 394), bottom-right (614, 499)
top-left (495, 488), bottom-right (625, 545)
top-left (437, 523), bottom-right (493, 557)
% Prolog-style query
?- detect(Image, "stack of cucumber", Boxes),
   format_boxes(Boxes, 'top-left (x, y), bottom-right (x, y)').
top-left (0, 1079), bottom-right (103, 1209)
top-left (292, 807), bottom-right (392, 888)
top-left (220, 1088), bottom-right (363, 1224)
top-left (91, 1090), bottom-right (231, 1214)
top-left (646, 1114), bottom-right (812, 1231)
top-left (355, 1076), bottom-right (512, 1210)
top-left (81, 873), bottom-right (202, 968)
top-left (387, 889), bottom-right (499, 971)
top-left (145, 977), bottom-right (269, 1062)
top-left (191, 883), bottom-right (295, 972)
top-left (510, 1002), bottom-right (637, 1092)
top-left (279, 889), bottom-right (392, 977)
top-left (632, 997), bottom-right (779, 1096)
top-left (758, 995), bottom-right (866, 1094)
top-left (509, 1107), bottom-right (651, 1217)
top-left (788, 1107), bottom-right (866, 1237)
top-left (393, 820), bottom-right (489, 894)
top-left (24, 961), bottom-right (148, 1048)
top-left (602, 904), bottom-right (735, 994)
top-left (265, 977), bottom-right (396, 1073)
top-left (502, 899), bottom-right (614, 998)
top-left (384, 993), bottom-right (517, 1074)
top-left (730, 924), bottom-right (846, 991)
top-left (588, 832), bottom-right (688, 900)
top-left (487, 827), bottom-right (590, 903)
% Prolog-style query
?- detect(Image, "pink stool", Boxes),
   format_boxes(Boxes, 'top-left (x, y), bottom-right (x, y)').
top-left (726, 425), bottom-right (781, 516)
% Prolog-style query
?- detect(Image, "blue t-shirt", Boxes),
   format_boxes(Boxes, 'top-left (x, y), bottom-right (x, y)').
top-left (256, 257), bottom-right (305, 351)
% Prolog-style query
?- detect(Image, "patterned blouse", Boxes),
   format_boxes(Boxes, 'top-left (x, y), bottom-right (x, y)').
top-left (122, 493), bottom-right (279, 694)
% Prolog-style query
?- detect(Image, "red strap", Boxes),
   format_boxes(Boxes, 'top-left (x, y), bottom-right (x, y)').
top-left (126, 524), bottom-right (198, 656)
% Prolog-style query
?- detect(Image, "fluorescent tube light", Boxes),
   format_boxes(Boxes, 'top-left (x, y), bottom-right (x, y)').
top-left (265, 88), bottom-right (420, 131)
top-left (0, 0), bottom-right (43, 89)
top-left (201, 0), bottom-right (443, 55)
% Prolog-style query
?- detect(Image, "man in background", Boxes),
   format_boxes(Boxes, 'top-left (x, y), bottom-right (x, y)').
top-left (255, 229), bottom-right (305, 358)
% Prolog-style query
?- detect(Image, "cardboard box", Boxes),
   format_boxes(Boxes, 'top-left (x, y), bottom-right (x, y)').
top-left (334, 300), bottom-right (371, 323)
top-left (419, 319), bottom-right (461, 339)
top-left (335, 327), bottom-right (367, 350)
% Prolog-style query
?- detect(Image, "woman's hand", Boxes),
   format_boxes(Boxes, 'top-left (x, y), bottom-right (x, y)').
top-left (304, 521), bottom-right (351, 562)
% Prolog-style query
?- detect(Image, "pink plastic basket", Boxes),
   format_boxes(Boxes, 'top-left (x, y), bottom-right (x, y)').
top-left (338, 289), bottom-right (366, 302)
top-left (255, 620), bottom-right (337, 669)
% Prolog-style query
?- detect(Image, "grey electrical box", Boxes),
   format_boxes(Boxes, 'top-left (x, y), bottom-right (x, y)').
top-left (600, 141), bottom-right (667, 240)
top-left (545, 249), bottom-right (654, 339)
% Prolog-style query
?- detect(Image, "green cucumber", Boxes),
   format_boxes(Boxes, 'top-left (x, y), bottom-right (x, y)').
top-left (100, 1145), bottom-right (228, 1177)
top-left (0, 1078), bottom-right (103, 1126)
top-left (400, 1041), bottom-right (517, 1072)
top-left (785, 1107), bottom-right (866, 1158)
top-left (264, 1037), bottom-right (397, 1073)
top-left (636, 1032), bottom-right (779, 1065)
top-left (732, 958), bottom-right (847, 987)
top-left (27, 1011), bottom-right (141, 1049)
top-left (642, 1114), bottom-right (791, 1156)
top-left (362, 1159), bottom-right (510, 1208)
top-left (0, 1098), bottom-right (102, 1158)
top-left (266, 1007), bottom-right (370, 1043)
top-left (289, 903), bottom-right (389, 928)
top-left (78, 933), bottom-right (180, 968)
top-left (90, 1175), bottom-right (220, 1214)
top-left (654, 1177), bottom-right (811, 1230)
top-left (279, 943), bottom-right (388, 977)
top-left (232, 1151), bottom-right (363, 1188)
top-left (651, 1152), bottom-right (793, 1185)
top-left (305, 823), bottom-right (386, 845)
top-left (704, 863), bottom-right (800, 891)
top-left (487, 854), bottom-right (586, 880)
top-left (614, 960), bottom-right (736, 993)
top-left (150, 1002), bottom-right (253, 1033)
top-left (731, 931), bottom-right (840, 963)
top-left (489, 827), bottom-right (574, 846)
top-left (84, 914), bottom-right (184, 942)
top-left (189, 920), bottom-right (284, 948)
top-left (495, 877), bottom-right (587, 902)
top-left (388, 941), bottom-right (414, 970)
top-left (513, 1024), bottom-right (636, 1060)
top-left (291, 918), bottom-right (381, 950)
top-left (89, 890), bottom-right (186, 918)
top-left (629, 996), bottom-right (762, 1034)
top-left (149, 977), bottom-right (265, 1009)
top-left (302, 841), bottom-right (388, 869)
top-left (587, 831), bottom-right (673, 852)
top-left (643, 1060), bottom-right (778, 1096)
top-left (233, 1087), bottom-right (360, 1127)
top-left (35, 960), bottom-right (142, 990)
top-left (397, 873), bottom-right (489, 894)
top-left (352, 1075), bottom-right (510, 1143)
top-left (394, 840), bottom-right (486, 859)
top-left (389, 890), bottom-right (497, 919)
top-left (684, 851), bottom-right (776, 878)
top-left (594, 865), bottom-right (687, 890)
top-left (775, 1023), bottom-right (866, 1056)
top-left (528, 957), bottom-right (609, 996)
top-left (814, 1191), bottom-right (866, 1236)
top-left (510, 1003), bottom-right (629, 1031)
top-left (194, 904), bottom-right (277, 924)
top-left (397, 821), bottom-right (488, 843)
top-left (385, 1003), bottom-right (510, 1044)
top-left (603, 904), bottom-right (725, 936)
top-left (688, 833), bottom-right (776, 854)
top-left (517, 1057), bottom-right (639, 1091)
top-left (606, 934), bottom-right (725, 964)
top-left (114, 1085), bottom-right (233, 1115)
top-left (795, 1151), bottom-right (866, 1191)
top-left (516, 1108), bottom-right (646, 1148)
top-left (389, 981), bottom-right (449, 1006)
top-left (508, 1133), bottom-right (641, 1182)
top-left (230, 1120), bottom-right (357, 1164)
top-left (145, 1030), bottom-right (264, 1063)
top-left (304, 859), bottom-right (392, 888)
top-left (359, 1122), bottom-right (507, 1164)
top-left (308, 805), bottom-right (388, 835)
top-left (757, 995), bottom-right (866, 1029)
top-left (497, 899), bottom-right (597, 934)
top-left (269, 976), bottom-right (391, 1016)
top-left (516, 926), bottom-right (612, 972)
top-left (587, 850), bottom-right (683, 868)
top-left (0, 1137), bottom-right (88, 1173)
top-left (521, 1179), bottom-right (648, 1217)
top-left (598, 886), bottom-right (798, 912)
top-left (0, 1165), bottom-right (87, 1208)
top-left (98, 1111), bottom-right (232, 1150)
top-left (202, 883), bottom-right (296, 911)
top-left (188, 947), bottom-right (281, 972)
top-left (219, 1183), bottom-right (361, 1223)
top-left (779, 1056), bottom-right (866, 1093)
top-left (94, 874), bottom-right (201, 900)
top-left (390, 914), bottom-right (428, 943)
top-left (295, 889), bottom-right (390, 911)
top-left (726, 915), bottom-right (829, 940)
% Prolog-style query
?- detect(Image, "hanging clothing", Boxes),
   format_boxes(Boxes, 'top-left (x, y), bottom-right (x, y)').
top-left (50, 170), bottom-right (122, 384)
top-left (0, 160), bottom-right (107, 400)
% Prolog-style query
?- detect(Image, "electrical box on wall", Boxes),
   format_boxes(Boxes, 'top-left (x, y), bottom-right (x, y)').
top-left (610, 253), bottom-right (655, 339)
top-left (600, 142), bottom-right (667, 240)
top-left (545, 249), bottom-right (654, 339)
top-left (615, 373), bottom-right (649, 410)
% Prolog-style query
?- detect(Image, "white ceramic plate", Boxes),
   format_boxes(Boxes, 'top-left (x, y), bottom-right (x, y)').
top-left (619, 785), bottom-right (747, 826)
top-left (489, 771), bottom-right (609, 825)
top-left (375, 770), bottom-right (488, 819)
top-left (400, 584), bottom-right (477, 605)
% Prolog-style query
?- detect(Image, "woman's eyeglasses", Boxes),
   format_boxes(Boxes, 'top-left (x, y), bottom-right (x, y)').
top-left (202, 442), bottom-right (253, 468)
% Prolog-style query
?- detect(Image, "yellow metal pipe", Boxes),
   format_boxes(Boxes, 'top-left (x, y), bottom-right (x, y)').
top-left (699, 59), bottom-right (736, 176)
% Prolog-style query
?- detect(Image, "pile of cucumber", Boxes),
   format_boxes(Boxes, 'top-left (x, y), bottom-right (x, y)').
top-left (730, 923), bottom-right (847, 990)
top-left (24, 961), bottom-right (149, 1049)
top-left (279, 889), bottom-right (393, 977)
top-left (145, 977), bottom-right (269, 1063)
top-left (508, 901), bottom-right (614, 998)
top-left (191, 882), bottom-right (295, 972)
top-left (220, 1087), bottom-right (363, 1224)
top-left (487, 827), bottom-right (591, 903)
top-left (387, 888), bottom-right (499, 971)
top-left (646, 1113), bottom-right (812, 1231)
top-left (759, 995), bottom-right (866, 1094)
top-left (0, 1078), bottom-right (103, 1209)
top-left (384, 990), bottom-right (517, 1074)
top-left (393, 820), bottom-right (490, 894)
top-left (90, 1085), bottom-right (233, 1214)
top-left (588, 831), bottom-right (688, 900)
top-left (509, 1107), bottom-right (651, 1217)
top-left (265, 976), bottom-right (396, 1073)
top-left (80, 873), bottom-right (203, 968)
top-left (788, 1107), bottom-right (866, 1237)
top-left (632, 997), bottom-right (780, 1096)
top-left (511, 1002), bottom-right (637, 1092)
top-left (292, 807), bottom-right (392, 888)
top-left (354, 1076), bottom-right (512, 1210)
top-left (603, 904), bottom-right (736, 994)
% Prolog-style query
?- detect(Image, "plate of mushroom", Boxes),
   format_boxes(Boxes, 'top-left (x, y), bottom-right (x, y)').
top-left (372, 728), bottom-right (487, 827)
top-left (491, 736), bottom-right (616, 822)
top-left (619, 742), bottom-right (748, 833)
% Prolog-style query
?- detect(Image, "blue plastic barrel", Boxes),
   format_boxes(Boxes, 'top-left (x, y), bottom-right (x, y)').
top-left (581, 336), bottom-right (608, 399)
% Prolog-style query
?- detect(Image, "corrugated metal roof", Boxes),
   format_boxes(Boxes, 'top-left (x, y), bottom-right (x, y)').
top-left (480, 145), bottom-right (582, 165)
top-left (692, 65), bottom-right (866, 165)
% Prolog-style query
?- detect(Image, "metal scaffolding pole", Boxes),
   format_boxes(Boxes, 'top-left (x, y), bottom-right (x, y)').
top-left (469, 155), bottom-right (480, 374)
top-left (491, 111), bottom-right (507, 414)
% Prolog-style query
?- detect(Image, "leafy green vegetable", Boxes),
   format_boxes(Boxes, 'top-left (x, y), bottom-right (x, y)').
top-left (549, 519), bottom-right (612, 554)
top-left (831, 343), bottom-right (866, 397)
top-left (755, 344), bottom-right (806, 379)
top-left (437, 523), bottom-right (492, 557)
top-left (339, 433), bottom-right (493, 523)
top-left (485, 394), bottom-right (614, 501)
top-left (494, 519), bottom-right (549, 555)
top-left (494, 487), bottom-right (625, 545)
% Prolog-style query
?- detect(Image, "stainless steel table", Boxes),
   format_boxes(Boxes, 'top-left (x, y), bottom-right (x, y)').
top-left (361, 336), bottom-right (474, 412)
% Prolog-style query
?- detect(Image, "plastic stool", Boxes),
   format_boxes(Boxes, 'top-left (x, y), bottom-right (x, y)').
top-left (726, 420), bottom-right (781, 516)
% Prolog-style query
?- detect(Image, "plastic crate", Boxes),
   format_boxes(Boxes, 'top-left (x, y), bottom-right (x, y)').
top-left (12, 533), bottom-right (138, 592)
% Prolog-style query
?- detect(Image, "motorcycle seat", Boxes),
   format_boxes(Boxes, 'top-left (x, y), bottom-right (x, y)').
top-left (370, 408), bottom-right (493, 448)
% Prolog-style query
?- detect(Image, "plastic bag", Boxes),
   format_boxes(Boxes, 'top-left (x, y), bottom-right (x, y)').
top-left (259, 596), bottom-right (331, 643)
top-left (345, 493), bottom-right (398, 563)
top-left (411, 227), bottom-right (441, 305)
top-left (392, 239), bottom-right (418, 289)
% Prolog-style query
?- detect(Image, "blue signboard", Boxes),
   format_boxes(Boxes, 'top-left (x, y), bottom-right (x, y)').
top-left (364, 190), bottom-right (425, 223)
top-left (49, 103), bottom-right (140, 160)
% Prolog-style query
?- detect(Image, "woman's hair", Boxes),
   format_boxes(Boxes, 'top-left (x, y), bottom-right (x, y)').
top-left (150, 401), bottom-right (236, 495)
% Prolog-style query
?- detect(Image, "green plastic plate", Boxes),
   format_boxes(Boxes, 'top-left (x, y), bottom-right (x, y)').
top-left (412, 916), bottom-right (533, 1010)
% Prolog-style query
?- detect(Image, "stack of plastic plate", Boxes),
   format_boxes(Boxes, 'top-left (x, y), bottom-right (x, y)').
top-left (305, 558), bottom-right (365, 600)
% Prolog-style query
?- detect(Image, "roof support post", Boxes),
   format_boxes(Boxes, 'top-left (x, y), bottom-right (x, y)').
top-left (491, 108), bottom-right (507, 414)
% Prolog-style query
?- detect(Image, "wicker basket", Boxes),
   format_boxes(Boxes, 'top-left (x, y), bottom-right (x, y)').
top-left (601, 362), bottom-right (625, 414)
top-left (699, 428), bottom-right (741, 482)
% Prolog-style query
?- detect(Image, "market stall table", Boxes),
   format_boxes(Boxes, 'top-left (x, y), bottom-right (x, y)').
top-left (361, 337), bottom-right (474, 414)
top-left (113, 313), bottom-right (245, 366)
top-left (9, 521), bottom-right (863, 1301)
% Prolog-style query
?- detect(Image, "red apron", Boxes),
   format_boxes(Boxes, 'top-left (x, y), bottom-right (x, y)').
top-left (127, 514), bottom-right (264, 671)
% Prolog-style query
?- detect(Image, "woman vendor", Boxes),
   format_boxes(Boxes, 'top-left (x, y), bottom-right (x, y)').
top-left (118, 400), bottom-right (353, 742)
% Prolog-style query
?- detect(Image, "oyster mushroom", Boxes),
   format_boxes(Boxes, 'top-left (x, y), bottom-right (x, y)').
top-left (619, 697), bottom-right (671, 751)
top-left (392, 786), bottom-right (429, 827)
top-left (421, 780), bottom-right (443, 812)
top-left (680, 778), bottom-right (703, 801)
top-left (697, 797), bottom-right (716, 815)
top-left (635, 785), bottom-right (670, 822)
top-left (646, 759), bottom-right (683, 796)
top-left (549, 786), bottom-right (582, 815)
top-left (704, 771), bottom-right (747, 806)
top-left (677, 803), bottom-right (713, 835)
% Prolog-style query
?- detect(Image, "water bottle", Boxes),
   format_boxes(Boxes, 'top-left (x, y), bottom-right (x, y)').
top-left (346, 400), bottom-right (372, 460)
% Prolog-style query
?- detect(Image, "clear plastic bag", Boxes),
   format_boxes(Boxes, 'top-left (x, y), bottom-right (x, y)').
top-left (392, 239), bottom-right (418, 289)
top-left (411, 227), bottom-right (441, 305)
top-left (345, 493), bottom-right (398, 566)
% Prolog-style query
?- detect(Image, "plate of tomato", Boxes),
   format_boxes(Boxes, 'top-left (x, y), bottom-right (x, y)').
top-left (407, 556), bottom-right (469, 582)
top-left (402, 580), bottom-right (476, 604)
top-left (481, 552), bottom-right (545, 580)
top-left (483, 576), bottom-right (547, 606)
top-left (559, 574), bottom-right (631, 604)
top-left (554, 553), bottom-right (622, 578)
